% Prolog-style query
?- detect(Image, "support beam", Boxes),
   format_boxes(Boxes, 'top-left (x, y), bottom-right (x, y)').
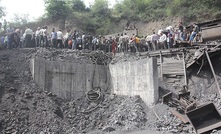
top-left (205, 50), bottom-right (221, 96)
top-left (182, 52), bottom-right (187, 86)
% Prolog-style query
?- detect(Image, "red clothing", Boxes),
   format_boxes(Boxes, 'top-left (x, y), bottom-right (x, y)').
top-left (112, 40), bottom-right (116, 54)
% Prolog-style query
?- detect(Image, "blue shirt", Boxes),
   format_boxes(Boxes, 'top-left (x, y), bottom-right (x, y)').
top-left (51, 31), bottom-right (57, 39)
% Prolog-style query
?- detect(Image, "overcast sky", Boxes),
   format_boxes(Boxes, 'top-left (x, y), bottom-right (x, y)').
top-left (1, 0), bottom-right (116, 22)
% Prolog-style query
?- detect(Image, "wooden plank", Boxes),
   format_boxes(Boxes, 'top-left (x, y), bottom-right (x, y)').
top-left (183, 52), bottom-right (187, 86)
top-left (170, 109), bottom-right (189, 124)
top-left (160, 51), bottom-right (163, 78)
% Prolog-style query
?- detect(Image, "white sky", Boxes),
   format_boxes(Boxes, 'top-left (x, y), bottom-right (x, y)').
top-left (1, 0), bottom-right (116, 22)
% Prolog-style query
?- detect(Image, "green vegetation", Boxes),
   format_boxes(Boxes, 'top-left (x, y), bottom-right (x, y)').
top-left (0, 0), bottom-right (5, 19)
top-left (44, 0), bottom-right (221, 34)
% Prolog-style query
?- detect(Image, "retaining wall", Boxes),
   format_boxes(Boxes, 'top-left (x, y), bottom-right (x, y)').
top-left (30, 57), bottom-right (158, 106)
top-left (30, 58), bottom-right (110, 100)
top-left (109, 57), bottom-right (158, 106)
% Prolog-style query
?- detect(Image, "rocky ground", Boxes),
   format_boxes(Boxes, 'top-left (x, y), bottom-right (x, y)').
top-left (0, 48), bottom-right (221, 134)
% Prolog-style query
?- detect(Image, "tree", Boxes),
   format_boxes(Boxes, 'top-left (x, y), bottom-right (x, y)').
top-left (44, 0), bottom-right (72, 29)
top-left (90, 0), bottom-right (111, 18)
top-left (10, 13), bottom-right (29, 27)
top-left (72, 0), bottom-right (86, 12)
top-left (89, 0), bottom-right (112, 34)
top-left (44, 0), bottom-right (71, 20)
top-left (0, 0), bottom-right (5, 19)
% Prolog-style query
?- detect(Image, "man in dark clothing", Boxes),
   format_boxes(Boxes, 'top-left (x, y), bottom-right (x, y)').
top-left (10, 32), bottom-right (19, 48)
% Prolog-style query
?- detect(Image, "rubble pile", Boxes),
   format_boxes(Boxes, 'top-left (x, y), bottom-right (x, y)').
top-left (33, 48), bottom-right (112, 65)
top-left (62, 94), bottom-right (147, 133)
top-left (0, 48), bottom-right (147, 133)
top-left (1, 48), bottom-right (221, 133)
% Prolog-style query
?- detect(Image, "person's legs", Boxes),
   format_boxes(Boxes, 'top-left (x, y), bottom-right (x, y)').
top-left (7, 36), bottom-right (12, 49)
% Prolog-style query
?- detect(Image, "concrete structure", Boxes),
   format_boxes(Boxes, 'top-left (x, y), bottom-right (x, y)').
top-left (30, 58), bottom-right (111, 100)
top-left (109, 57), bottom-right (158, 106)
top-left (30, 57), bottom-right (158, 106)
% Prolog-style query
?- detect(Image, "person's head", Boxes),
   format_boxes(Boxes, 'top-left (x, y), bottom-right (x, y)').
top-left (37, 27), bottom-right (40, 30)
top-left (153, 32), bottom-right (155, 34)
top-left (52, 28), bottom-right (55, 32)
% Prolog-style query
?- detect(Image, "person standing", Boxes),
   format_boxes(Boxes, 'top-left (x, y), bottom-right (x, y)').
top-left (6, 27), bottom-right (13, 49)
top-left (35, 27), bottom-right (41, 47)
top-left (43, 26), bottom-right (48, 47)
top-left (150, 32), bottom-right (159, 51)
top-left (158, 32), bottom-right (167, 49)
top-left (122, 33), bottom-right (129, 52)
top-left (24, 26), bottom-right (33, 48)
top-left (39, 27), bottom-right (44, 46)
top-left (71, 30), bottom-right (77, 50)
top-left (189, 23), bottom-right (199, 45)
top-left (57, 29), bottom-right (63, 48)
top-left (82, 33), bottom-right (86, 49)
top-left (63, 29), bottom-right (70, 48)
top-left (112, 38), bottom-right (117, 57)
top-left (51, 28), bottom-right (57, 48)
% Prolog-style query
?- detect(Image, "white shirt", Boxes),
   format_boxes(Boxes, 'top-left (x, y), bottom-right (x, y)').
top-left (82, 34), bottom-right (85, 41)
top-left (36, 30), bottom-right (40, 36)
top-left (43, 29), bottom-right (47, 36)
top-left (159, 34), bottom-right (167, 43)
top-left (25, 28), bottom-right (33, 35)
top-left (57, 31), bottom-right (63, 40)
top-left (39, 29), bottom-right (44, 36)
top-left (64, 32), bottom-right (69, 40)
top-left (146, 35), bottom-right (152, 42)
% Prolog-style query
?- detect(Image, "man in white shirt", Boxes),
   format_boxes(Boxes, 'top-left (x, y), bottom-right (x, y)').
top-left (39, 27), bottom-right (44, 46)
top-left (57, 29), bottom-right (63, 48)
top-left (158, 32), bottom-right (167, 49)
top-left (35, 27), bottom-right (41, 47)
top-left (122, 33), bottom-right (129, 52)
top-left (24, 26), bottom-right (33, 48)
top-left (82, 33), bottom-right (85, 49)
top-left (43, 26), bottom-right (48, 47)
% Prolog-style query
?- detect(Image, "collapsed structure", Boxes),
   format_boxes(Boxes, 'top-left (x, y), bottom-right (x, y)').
top-left (1, 19), bottom-right (221, 134)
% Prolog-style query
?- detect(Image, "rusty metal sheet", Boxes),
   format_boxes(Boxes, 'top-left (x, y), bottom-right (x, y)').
top-left (170, 109), bottom-right (189, 124)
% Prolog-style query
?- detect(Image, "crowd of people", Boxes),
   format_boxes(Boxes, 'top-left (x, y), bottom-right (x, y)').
top-left (0, 21), bottom-right (201, 56)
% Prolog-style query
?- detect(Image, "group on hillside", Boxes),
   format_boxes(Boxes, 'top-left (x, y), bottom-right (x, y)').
top-left (0, 21), bottom-right (201, 56)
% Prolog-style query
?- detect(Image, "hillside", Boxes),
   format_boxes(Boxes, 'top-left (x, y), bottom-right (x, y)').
top-left (19, 0), bottom-right (220, 36)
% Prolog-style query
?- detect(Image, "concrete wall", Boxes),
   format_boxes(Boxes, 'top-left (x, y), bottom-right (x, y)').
top-left (30, 58), bottom-right (110, 100)
top-left (30, 57), bottom-right (158, 106)
top-left (109, 57), bottom-right (158, 106)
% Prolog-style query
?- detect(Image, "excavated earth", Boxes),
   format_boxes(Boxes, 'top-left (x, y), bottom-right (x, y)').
top-left (0, 48), bottom-right (221, 134)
